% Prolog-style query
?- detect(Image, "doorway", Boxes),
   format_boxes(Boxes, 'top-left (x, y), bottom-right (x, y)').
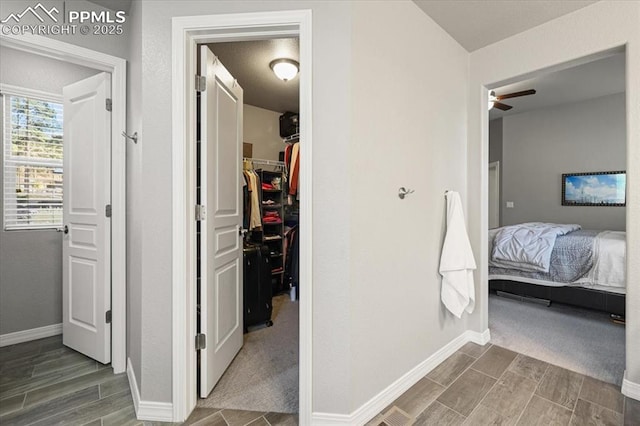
top-left (171, 10), bottom-right (312, 423)
top-left (0, 34), bottom-right (127, 373)
top-left (485, 51), bottom-right (627, 386)
top-left (195, 38), bottom-right (301, 416)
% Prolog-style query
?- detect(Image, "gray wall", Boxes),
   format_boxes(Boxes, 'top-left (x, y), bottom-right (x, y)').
top-left (137, 0), bottom-right (471, 411)
top-left (126, 0), bottom-right (143, 390)
top-left (138, 0), bottom-right (355, 407)
top-left (489, 118), bottom-right (503, 164)
top-left (501, 93), bottom-right (626, 230)
top-left (0, 47), bottom-right (99, 335)
top-left (349, 1), bottom-right (470, 410)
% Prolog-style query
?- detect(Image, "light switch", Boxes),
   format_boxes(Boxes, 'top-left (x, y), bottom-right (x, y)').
top-left (506, 201), bottom-right (514, 208)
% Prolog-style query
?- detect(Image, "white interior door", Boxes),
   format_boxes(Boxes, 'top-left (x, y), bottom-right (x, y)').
top-left (199, 45), bottom-right (244, 397)
top-left (489, 161), bottom-right (500, 229)
top-left (62, 72), bottom-right (112, 364)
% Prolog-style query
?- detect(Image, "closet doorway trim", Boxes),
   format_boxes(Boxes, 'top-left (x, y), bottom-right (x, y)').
top-left (171, 10), bottom-right (313, 423)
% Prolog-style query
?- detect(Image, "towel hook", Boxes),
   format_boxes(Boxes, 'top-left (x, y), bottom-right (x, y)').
top-left (398, 187), bottom-right (415, 199)
top-left (122, 131), bottom-right (138, 144)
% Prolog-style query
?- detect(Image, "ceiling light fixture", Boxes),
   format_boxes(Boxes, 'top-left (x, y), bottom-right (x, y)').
top-left (488, 90), bottom-right (496, 110)
top-left (270, 58), bottom-right (299, 82)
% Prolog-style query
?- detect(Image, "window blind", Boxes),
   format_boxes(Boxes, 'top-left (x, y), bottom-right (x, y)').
top-left (3, 93), bottom-right (63, 230)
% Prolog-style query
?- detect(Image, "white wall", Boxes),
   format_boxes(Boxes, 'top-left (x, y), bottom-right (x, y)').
top-left (350, 1), bottom-right (469, 411)
top-left (468, 0), bottom-right (640, 389)
top-left (501, 93), bottom-right (626, 230)
top-left (0, 47), bottom-right (99, 335)
top-left (243, 104), bottom-right (284, 162)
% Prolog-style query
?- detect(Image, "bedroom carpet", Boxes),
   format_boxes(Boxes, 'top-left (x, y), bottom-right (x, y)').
top-left (489, 293), bottom-right (625, 385)
top-left (197, 294), bottom-right (299, 414)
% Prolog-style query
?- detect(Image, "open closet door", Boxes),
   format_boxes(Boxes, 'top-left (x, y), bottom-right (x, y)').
top-left (198, 45), bottom-right (244, 397)
top-left (62, 72), bottom-right (112, 363)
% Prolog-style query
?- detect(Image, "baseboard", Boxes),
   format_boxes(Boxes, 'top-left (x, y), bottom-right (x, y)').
top-left (312, 329), bottom-right (489, 425)
top-left (622, 370), bottom-right (640, 401)
top-left (0, 323), bottom-right (62, 347)
top-left (127, 358), bottom-right (174, 421)
top-left (467, 328), bottom-right (491, 345)
top-left (137, 399), bottom-right (174, 421)
top-left (310, 412), bottom-right (353, 425)
top-left (127, 358), bottom-right (141, 414)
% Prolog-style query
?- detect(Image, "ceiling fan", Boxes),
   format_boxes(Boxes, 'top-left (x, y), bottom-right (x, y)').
top-left (489, 89), bottom-right (536, 111)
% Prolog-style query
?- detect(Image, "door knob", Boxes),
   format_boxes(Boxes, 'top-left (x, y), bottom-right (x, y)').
top-left (56, 225), bottom-right (68, 234)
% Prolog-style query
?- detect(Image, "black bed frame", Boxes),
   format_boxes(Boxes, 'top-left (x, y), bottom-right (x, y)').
top-left (489, 279), bottom-right (625, 317)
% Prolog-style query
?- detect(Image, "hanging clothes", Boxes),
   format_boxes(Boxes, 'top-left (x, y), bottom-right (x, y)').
top-left (243, 169), bottom-right (262, 230)
top-left (283, 144), bottom-right (293, 198)
top-left (242, 173), bottom-right (250, 231)
top-left (284, 225), bottom-right (300, 290)
top-left (289, 142), bottom-right (300, 196)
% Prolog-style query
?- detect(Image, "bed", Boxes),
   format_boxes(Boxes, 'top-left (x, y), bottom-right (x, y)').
top-left (488, 223), bottom-right (626, 316)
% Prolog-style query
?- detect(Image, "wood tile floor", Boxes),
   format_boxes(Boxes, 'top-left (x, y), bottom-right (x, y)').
top-left (0, 335), bottom-right (135, 425)
top-left (367, 342), bottom-right (640, 426)
top-left (3, 336), bottom-right (639, 425)
top-left (0, 335), bottom-right (298, 425)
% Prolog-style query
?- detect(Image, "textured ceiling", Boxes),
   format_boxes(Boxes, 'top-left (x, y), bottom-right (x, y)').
top-left (205, 38), bottom-right (299, 114)
top-left (489, 52), bottom-right (625, 120)
top-left (413, 0), bottom-right (597, 52)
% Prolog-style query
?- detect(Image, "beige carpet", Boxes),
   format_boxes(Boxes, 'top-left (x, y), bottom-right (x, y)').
top-left (198, 294), bottom-right (299, 413)
top-left (489, 293), bottom-right (625, 385)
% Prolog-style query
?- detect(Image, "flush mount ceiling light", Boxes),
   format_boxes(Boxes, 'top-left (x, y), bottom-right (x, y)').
top-left (270, 58), bottom-right (299, 82)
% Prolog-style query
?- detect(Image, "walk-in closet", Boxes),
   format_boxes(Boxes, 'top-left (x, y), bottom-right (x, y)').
top-left (195, 38), bottom-right (301, 418)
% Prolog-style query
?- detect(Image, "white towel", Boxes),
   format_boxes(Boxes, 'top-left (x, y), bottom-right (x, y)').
top-left (439, 191), bottom-right (477, 318)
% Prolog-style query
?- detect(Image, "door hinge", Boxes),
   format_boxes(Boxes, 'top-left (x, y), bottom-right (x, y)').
top-left (105, 204), bottom-right (112, 218)
top-left (195, 75), bottom-right (206, 92)
top-left (195, 204), bottom-right (206, 221)
top-left (106, 310), bottom-right (112, 324)
top-left (195, 333), bottom-right (206, 350)
top-left (105, 98), bottom-right (112, 112)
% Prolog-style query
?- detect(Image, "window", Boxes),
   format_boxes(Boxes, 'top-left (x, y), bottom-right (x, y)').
top-left (2, 87), bottom-right (63, 230)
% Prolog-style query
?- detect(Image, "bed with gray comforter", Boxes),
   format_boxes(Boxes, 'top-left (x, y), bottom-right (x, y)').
top-left (488, 222), bottom-right (626, 314)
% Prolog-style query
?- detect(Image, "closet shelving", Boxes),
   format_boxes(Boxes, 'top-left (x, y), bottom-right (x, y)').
top-left (245, 158), bottom-right (287, 294)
